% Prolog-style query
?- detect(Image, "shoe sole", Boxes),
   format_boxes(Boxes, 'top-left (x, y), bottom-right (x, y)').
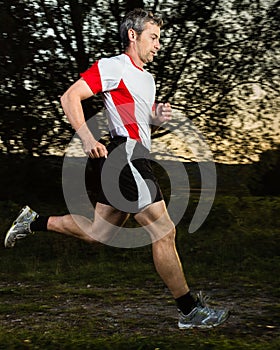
top-left (4, 206), bottom-right (32, 248)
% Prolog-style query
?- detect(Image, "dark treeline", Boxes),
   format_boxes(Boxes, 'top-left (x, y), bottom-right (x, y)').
top-left (0, 0), bottom-right (279, 162)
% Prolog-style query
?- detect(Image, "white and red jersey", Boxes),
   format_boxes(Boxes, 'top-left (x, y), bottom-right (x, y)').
top-left (80, 53), bottom-right (156, 150)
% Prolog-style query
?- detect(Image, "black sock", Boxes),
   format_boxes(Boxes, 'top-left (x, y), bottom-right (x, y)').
top-left (30, 216), bottom-right (50, 232)
top-left (175, 291), bottom-right (197, 315)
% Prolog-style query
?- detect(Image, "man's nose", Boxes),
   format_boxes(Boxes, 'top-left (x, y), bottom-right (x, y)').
top-left (155, 39), bottom-right (160, 50)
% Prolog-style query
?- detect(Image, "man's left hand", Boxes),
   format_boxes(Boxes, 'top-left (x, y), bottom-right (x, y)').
top-left (156, 102), bottom-right (172, 124)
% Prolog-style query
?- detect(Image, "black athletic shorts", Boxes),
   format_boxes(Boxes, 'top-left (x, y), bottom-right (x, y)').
top-left (97, 137), bottom-right (163, 213)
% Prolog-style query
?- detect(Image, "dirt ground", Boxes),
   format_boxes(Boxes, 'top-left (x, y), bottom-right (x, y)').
top-left (0, 280), bottom-right (278, 341)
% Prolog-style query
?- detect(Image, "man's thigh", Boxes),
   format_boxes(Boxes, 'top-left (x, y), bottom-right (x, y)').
top-left (91, 202), bottom-right (130, 243)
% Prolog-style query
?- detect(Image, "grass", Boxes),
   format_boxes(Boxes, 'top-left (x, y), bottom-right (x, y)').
top-left (0, 196), bottom-right (279, 349)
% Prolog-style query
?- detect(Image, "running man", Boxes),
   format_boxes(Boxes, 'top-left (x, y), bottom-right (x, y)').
top-left (4, 8), bottom-right (229, 329)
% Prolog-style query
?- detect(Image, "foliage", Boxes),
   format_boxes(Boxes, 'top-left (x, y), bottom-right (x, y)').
top-left (0, 0), bottom-right (279, 162)
top-left (247, 144), bottom-right (280, 195)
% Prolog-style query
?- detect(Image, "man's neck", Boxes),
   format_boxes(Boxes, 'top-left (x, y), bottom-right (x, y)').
top-left (125, 48), bottom-right (144, 69)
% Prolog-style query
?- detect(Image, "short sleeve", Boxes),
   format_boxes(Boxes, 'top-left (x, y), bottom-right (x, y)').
top-left (80, 56), bottom-right (123, 94)
top-left (80, 61), bottom-right (102, 94)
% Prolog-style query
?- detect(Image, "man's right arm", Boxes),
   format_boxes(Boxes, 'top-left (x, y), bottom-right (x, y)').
top-left (60, 78), bottom-right (108, 158)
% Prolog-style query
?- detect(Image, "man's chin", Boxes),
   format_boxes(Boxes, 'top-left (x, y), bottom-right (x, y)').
top-left (142, 55), bottom-right (154, 65)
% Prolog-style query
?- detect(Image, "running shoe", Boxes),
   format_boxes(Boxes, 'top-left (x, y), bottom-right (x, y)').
top-left (178, 291), bottom-right (229, 329)
top-left (4, 206), bottom-right (38, 248)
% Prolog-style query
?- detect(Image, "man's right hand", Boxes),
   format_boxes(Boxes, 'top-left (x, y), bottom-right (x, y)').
top-left (82, 139), bottom-right (108, 159)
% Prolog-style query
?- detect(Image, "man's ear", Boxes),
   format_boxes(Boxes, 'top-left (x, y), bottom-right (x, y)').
top-left (128, 28), bottom-right (137, 42)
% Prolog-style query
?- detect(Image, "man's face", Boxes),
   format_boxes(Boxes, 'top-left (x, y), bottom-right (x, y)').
top-left (135, 22), bottom-right (161, 65)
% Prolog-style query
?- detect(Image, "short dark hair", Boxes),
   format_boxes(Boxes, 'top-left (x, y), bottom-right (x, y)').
top-left (120, 8), bottom-right (163, 49)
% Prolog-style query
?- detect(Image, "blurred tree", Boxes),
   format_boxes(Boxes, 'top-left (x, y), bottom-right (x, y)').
top-left (152, 0), bottom-right (280, 163)
top-left (0, 0), bottom-right (279, 162)
top-left (248, 144), bottom-right (280, 195)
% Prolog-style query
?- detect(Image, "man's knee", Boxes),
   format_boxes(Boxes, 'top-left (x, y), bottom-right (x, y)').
top-left (151, 221), bottom-right (176, 243)
top-left (162, 223), bottom-right (176, 240)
